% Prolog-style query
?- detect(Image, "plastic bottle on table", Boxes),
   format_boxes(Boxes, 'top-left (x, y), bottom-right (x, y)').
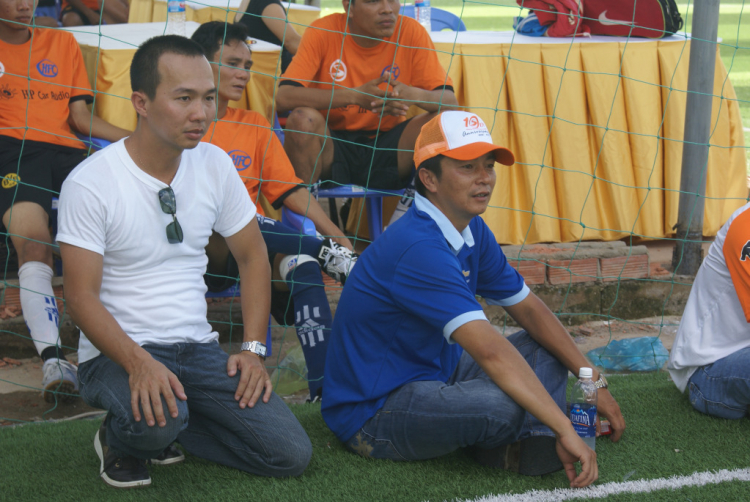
top-left (570, 366), bottom-right (597, 451)
top-left (414, 0), bottom-right (431, 32)
top-left (166, 0), bottom-right (186, 37)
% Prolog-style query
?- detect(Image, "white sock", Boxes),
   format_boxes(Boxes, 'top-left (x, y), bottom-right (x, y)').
top-left (18, 262), bottom-right (60, 355)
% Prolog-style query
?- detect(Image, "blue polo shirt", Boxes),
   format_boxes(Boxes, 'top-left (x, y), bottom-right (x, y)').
top-left (321, 194), bottom-right (530, 442)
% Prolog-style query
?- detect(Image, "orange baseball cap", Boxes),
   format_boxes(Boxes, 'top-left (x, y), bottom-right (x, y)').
top-left (413, 111), bottom-right (515, 168)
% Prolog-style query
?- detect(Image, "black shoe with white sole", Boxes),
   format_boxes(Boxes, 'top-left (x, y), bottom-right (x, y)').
top-left (151, 443), bottom-right (185, 466)
top-left (94, 421), bottom-right (151, 488)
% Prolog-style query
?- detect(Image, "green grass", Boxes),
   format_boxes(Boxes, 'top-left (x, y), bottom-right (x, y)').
top-left (2, 373), bottom-right (749, 501)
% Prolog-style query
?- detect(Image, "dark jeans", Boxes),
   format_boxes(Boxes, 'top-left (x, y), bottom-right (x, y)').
top-left (345, 331), bottom-right (567, 460)
top-left (78, 342), bottom-right (312, 477)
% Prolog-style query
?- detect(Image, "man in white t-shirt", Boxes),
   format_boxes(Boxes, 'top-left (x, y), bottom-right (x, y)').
top-left (56, 35), bottom-right (311, 489)
top-left (668, 202), bottom-right (750, 419)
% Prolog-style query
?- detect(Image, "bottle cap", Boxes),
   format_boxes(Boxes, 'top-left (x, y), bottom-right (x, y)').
top-left (578, 367), bottom-right (593, 379)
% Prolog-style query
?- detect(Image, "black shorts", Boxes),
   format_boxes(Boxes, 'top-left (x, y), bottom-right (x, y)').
top-left (327, 118), bottom-right (413, 190)
top-left (0, 137), bottom-right (88, 219)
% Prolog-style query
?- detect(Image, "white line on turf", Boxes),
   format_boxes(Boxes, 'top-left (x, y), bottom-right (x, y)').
top-left (453, 468), bottom-right (750, 502)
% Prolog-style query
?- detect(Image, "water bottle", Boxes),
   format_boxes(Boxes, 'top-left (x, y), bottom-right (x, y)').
top-left (570, 367), bottom-right (597, 451)
top-left (414, 0), bottom-right (431, 32)
top-left (166, 0), bottom-right (186, 37)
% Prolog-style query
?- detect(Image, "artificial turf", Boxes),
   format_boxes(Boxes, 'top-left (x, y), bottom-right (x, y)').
top-left (2, 372), bottom-right (749, 501)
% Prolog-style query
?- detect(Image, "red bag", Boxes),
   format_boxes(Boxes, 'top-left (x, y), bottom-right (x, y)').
top-left (518, 0), bottom-right (683, 38)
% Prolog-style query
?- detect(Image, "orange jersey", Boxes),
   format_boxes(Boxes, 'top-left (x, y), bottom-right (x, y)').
top-left (203, 107), bottom-right (302, 216)
top-left (280, 13), bottom-right (452, 133)
top-left (0, 28), bottom-right (92, 149)
top-left (723, 206), bottom-right (750, 322)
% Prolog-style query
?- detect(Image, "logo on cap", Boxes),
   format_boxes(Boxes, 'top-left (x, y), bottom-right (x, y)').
top-left (463, 115), bottom-right (485, 130)
top-left (329, 59), bottom-right (347, 82)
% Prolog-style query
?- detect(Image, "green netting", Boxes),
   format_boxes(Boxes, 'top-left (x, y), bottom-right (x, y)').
top-left (1, 0), bottom-right (749, 422)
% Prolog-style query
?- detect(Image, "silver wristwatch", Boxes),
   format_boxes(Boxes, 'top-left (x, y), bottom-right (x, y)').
top-left (241, 341), bottom-right (267, 359)
top-left (594, 374), bottom-right (608, 389)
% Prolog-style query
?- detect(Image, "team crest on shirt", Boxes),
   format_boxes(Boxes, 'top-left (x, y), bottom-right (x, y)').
top-left (36, 59), bottom-right (58, 78)
top-left (228, 150), bottom-right (252, 171)
top-left (329, 59), bottom-right (347, 82)
top-left (381, 64), bottom-right (400, 80)
top-left (741, 240), bottom-right (750, 261)
top-left (2, 174), bottom-right (20, 189)
top-left (0, 61), bottom-right (4, 78)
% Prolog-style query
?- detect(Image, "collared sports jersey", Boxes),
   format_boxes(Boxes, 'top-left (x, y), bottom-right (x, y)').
top-left (280, 13), bottom-right (453, 133)
top-left (0, 28), bottom-right (93, 149)
top-left (202, 107), bottom-right (303, 216)
top-left (668, 201), bottom-right (750, 392)
top-left (321, 193), bottom-right (529, 442)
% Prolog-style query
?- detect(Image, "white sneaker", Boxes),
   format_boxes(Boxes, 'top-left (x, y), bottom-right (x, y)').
top-left (317, 238), bottom-right (358, 285)
top-left (42, 358), bottom-right (79, 403)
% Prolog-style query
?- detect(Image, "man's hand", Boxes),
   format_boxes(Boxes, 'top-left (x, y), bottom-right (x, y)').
top-left (227, 352), bottom-right (272, 408)
top-left (556, 430), bottom-right (598, 488)
top-left (369, 73), bottom-right (411, 116)
top-left (353, 75), bottom-right (389, 110)
top-left (597, 388), bottom-right (625, 442)
top-left (129, 355), bottom-right (187, 427)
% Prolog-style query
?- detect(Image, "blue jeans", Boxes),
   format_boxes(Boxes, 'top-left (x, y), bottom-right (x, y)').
top-left (345, 331), bottom-right (567, 460)
top-left (688, 347), bottom-right (750, 419)
top-left (78, 342), bottom-right (312, 477)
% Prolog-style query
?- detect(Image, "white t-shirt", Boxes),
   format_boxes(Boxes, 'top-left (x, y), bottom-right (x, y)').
top-left (57, 139), bottom-right (256, 364)
top-left (667, 201), bottom-right (750, 393)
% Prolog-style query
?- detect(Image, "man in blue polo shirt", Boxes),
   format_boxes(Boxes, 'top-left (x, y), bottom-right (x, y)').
top-left (322, 111), bottom-right (626, 488)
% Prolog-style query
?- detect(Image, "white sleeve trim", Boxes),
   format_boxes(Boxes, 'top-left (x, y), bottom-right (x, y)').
top-left (443, 310), bottom-right (488, 343)
top-left (485, 283), bottom-right (531, 307)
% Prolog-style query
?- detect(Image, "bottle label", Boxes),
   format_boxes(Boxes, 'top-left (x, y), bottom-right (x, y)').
top-left (167, 0), bottom-right (185, 13)
top-left (570, 403), bottom-right (597, 438)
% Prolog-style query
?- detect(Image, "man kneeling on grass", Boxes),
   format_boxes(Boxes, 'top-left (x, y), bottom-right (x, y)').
top-left (57, 35), bottom-right (311, 488)
top-left (321, 111), bottom-right (626, 488)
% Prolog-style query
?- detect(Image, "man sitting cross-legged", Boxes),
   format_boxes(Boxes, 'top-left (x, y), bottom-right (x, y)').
top-left (668, 201), bottom-right (750, 420)
top-left (191, 22), bottom-right (358, 401)
top-left (57, 35), bottom-right (311, 489)
top-left (276, 0), bottom-right (458, 192)
top-left (322, 112), bottom-right (626, 488)
top-left (0, 0), bottom-right (130, 402)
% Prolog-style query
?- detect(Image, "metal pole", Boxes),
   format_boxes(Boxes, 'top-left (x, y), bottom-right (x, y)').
top-left (671, 0), bottom-right (721, 275)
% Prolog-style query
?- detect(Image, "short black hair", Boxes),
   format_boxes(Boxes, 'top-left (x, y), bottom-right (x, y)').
top-left (130, 35), bottom-right (206, 99)
top-left (191, 22), bottom-right (249, 61)
top-left (414, 154), bottom-right (445, 197)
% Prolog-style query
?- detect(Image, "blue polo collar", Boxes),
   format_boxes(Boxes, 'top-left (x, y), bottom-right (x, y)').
top-left (414, 193), bottom-right (475, 255)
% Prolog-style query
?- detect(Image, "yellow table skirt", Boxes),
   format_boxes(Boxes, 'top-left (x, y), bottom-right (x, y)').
top-left (346, 37), bottom-right (745, 245)
top-left (128, 0), bottom-right (319, 37)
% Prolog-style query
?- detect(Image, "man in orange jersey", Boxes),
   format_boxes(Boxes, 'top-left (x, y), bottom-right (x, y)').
top-left (192, 22), bottom-right (357, 401)
top-left (276, 0), bottom-right (458, 192)
top-left (0, 0), bottom-right (129, 401)
top-left (668, 202), bottom-right (750, 420)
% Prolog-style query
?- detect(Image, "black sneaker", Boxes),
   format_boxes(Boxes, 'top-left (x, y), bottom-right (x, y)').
top-left (474, 436), bottom-right (563, 476)
top-left (150, 443), bottom-right (185, 466)
top-left (94, 421), bottom-right (151, 488)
